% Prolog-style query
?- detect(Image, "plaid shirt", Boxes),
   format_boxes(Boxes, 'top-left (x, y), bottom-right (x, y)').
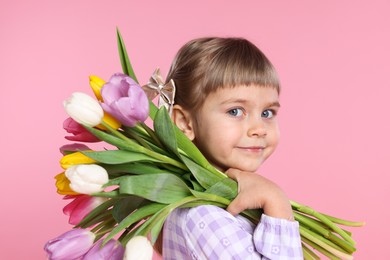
top-left (163, 205), bottom-right (303, 260)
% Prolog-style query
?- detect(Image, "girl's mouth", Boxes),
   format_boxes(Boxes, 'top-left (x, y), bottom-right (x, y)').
top-left (236, 146), bottom-right (264, 152)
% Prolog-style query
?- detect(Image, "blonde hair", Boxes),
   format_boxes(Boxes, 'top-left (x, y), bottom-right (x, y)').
top-left (166, 37), bottom-right (280, 112)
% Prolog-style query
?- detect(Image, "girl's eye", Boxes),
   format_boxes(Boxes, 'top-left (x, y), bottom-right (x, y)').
top-left (227, 108), bottom-right (244, 117)
top-left (262, 109), bottom-right (275, 119)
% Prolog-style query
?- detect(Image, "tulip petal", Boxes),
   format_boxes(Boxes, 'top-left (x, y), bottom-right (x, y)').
top-left (83, 239), bottom-right (124, 260)
top-left (89, 75), bottom-right (105, 101)
top-left (100, 73), bottom-right (149, 127)
top-left (55, 172), bottom-right (79, 195)
top-left (59, 144), bottom-right (90, 155)
top-left (64, 92), bottom-right (104, 127)
top-left (65, 164), bottom-right (109, 194)
top-left (44, 229), bottom-right (95, 260)
top-left (124, 236), bottom-right (153, 260)
top-left (63, 195), bottom-right (106, 225)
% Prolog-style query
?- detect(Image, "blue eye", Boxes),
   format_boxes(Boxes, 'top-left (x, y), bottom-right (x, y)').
top-left (228, 108), bottom-right (244, 117)
top-left (262, 109), bottom-right (275, 118)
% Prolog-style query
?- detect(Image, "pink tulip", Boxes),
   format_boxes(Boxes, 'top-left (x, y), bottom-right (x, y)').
top-left (101, 73), bottom-right (149, 127)
top-left (63, 117), bottom-right (100, 142)
top-left (83, 239), bottom-right (125, 260)
top-left (63, 195), bottom-right (106, 225)
top-left (59, 143), bottom-right (91, 155)
top-left (44, 229), bottom-right (95, 260)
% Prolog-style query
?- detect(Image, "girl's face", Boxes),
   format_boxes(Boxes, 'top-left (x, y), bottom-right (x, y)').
top-left (191, 85), bottom-right (280, 172)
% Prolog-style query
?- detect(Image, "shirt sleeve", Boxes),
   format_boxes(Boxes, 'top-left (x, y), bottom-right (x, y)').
top-left (164, 205), bottom-right (303, 260)
top-left (254, 214), bottom-right (303, 259)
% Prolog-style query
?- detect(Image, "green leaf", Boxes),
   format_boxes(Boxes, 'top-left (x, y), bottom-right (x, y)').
top-left (205, 178), bottom-right (238, 200)
top-left (81, 150), bottom-right (162, 164)
top-left (169, 119), bottom-right (227, 180)
top-left (148, 100), bottom-right (158, 120)
top-left (104, 202), bottom-right (165, 244)
top-left (174, 124), bottom-right (210, 167)
top-left (154, 107), bottom-right (179, 157)
top-left (190, 190), bottom-right (230, 206)
top-left (180, 156), bottom-right (224, 189)
top-left (112, 196), bottom-right (146, 222)
top-left (76, 199), bottom-right (117, 228)
top-left (102, 162), bottom-right (175, 175)
top-left (117, 28), bottom-right (138, 83)
top-left (118, 173), bottom-right (192, 203)
top-left (83, 125), bottom-right (146, 153)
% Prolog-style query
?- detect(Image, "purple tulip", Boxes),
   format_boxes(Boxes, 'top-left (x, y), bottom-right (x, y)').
top-left (44, 229), bottom-right (95, 260)
top-left (101, 73), bottom-right (149, 127)
top-left (63, 117), bottom-right (100, 142)
top-left (83, 239), bottom-right (125, 260)
top-left (63, 195), bottom-right (106, 225)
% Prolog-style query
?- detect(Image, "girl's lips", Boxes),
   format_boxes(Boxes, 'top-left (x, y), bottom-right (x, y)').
top-left (236, 146), bottom-right (264, 152)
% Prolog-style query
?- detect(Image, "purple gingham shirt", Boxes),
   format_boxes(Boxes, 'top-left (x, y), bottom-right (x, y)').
top-left (163, 205), bottom-right (303, 259)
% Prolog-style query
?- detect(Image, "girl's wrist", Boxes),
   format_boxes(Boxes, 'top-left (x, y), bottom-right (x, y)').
top-left (263, 193), bottom-right (294, 221)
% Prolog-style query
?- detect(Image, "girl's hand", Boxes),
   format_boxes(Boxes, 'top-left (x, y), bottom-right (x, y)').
top-left (226, 168), bottom-right (294, 221)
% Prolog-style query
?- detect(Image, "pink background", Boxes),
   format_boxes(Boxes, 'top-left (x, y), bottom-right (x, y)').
top-left (1, 1), bottom-right (389, 259)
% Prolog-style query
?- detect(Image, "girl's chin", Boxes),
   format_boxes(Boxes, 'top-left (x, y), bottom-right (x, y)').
top-left (211, 163), bottom-right (261, 173)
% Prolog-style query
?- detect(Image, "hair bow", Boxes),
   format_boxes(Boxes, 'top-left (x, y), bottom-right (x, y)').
top-left (142, 68), bottom-right (176, 115)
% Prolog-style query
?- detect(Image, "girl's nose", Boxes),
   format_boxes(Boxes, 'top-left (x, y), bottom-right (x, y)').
top-left (247, 118), bottom-right (266, 137)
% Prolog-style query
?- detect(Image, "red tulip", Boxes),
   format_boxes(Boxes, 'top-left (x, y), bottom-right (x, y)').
top-left (63, 195), bottom-right (106, 225)
top-left (63, 117), bottom-right (100, 142)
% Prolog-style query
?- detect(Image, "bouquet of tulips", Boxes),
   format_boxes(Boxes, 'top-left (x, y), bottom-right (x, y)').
top-left (45, 29), bottom-right (364, 260)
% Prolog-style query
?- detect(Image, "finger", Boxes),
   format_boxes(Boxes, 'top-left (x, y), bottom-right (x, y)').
top-left (225, 168), bottom-right (241, 181)
top-left (226, 196), bottom-right (245, 216)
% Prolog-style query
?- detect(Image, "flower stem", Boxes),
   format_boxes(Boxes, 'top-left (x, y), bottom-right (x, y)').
top-left (320, 213), bottom-right (365, 227)
top-left (302, 243), bottom-right (320, 260)
top-left (290, 200), bottom-right (355, 246)
top-left (101, 121), bottom-right (188, 170)
top-left (293, 212), bottom-right (356, 253)
top-left (139, 122), bottom-right (165, 148)
top-left (300, 227), bottom-right (352, 260)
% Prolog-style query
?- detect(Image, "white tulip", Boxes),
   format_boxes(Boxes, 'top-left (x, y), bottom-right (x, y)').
top-left (123, 236), bottom-right (153, 260)
top-left (65, 164), bottom-right (109, 194)
top-left (64, 92), bottom-right (104, 127)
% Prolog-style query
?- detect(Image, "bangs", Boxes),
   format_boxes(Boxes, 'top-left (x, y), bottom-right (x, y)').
top-left (201, 39), bottom-right (280, 94)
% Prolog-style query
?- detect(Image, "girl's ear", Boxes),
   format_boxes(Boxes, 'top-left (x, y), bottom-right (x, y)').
top-left (171, 105), bottom-right (195, 140)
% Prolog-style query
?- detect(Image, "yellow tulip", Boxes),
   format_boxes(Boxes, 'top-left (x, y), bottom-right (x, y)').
top-left (55, 172), bottom-right (79, 195)
top-left (60, 151), bottom-right (97, 169)
top-left (96, 112), bottom-right (121, 130)
top-left (89, 75), bottom-right (106, 101)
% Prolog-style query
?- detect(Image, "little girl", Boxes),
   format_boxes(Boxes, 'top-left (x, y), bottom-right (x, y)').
top-left (162, 37), bottom-right (303, 259)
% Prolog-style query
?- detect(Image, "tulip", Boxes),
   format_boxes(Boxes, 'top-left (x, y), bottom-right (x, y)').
top-left (123, 236), bottom-right (153, 260)
top-left (101, 73), bottom-right (149, 127)
top-left (63, 117), bottom-right (100, 142)
top-left (55, 172), bottom-right (79, 195)
top-left (89, 75), bottom-right (122, 130)
top-left (63, 195), bottom-right (106, 225)
top-left (64, 92), bottom-right (104, 127)
top-left (83, 239), bottom-right (125, 260)
top-left (89, 75), bottom-right (105, 101)
top-left (44, 229), bottom-right (95, 260)
top-left (96, 112), bottom-right (121, 130)
top-left (60, 151), bottom-right (96, 169)
top-left (59, 143), bottom-right (91, 155)
top-left (65, 164), bottom-right (109, 194)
